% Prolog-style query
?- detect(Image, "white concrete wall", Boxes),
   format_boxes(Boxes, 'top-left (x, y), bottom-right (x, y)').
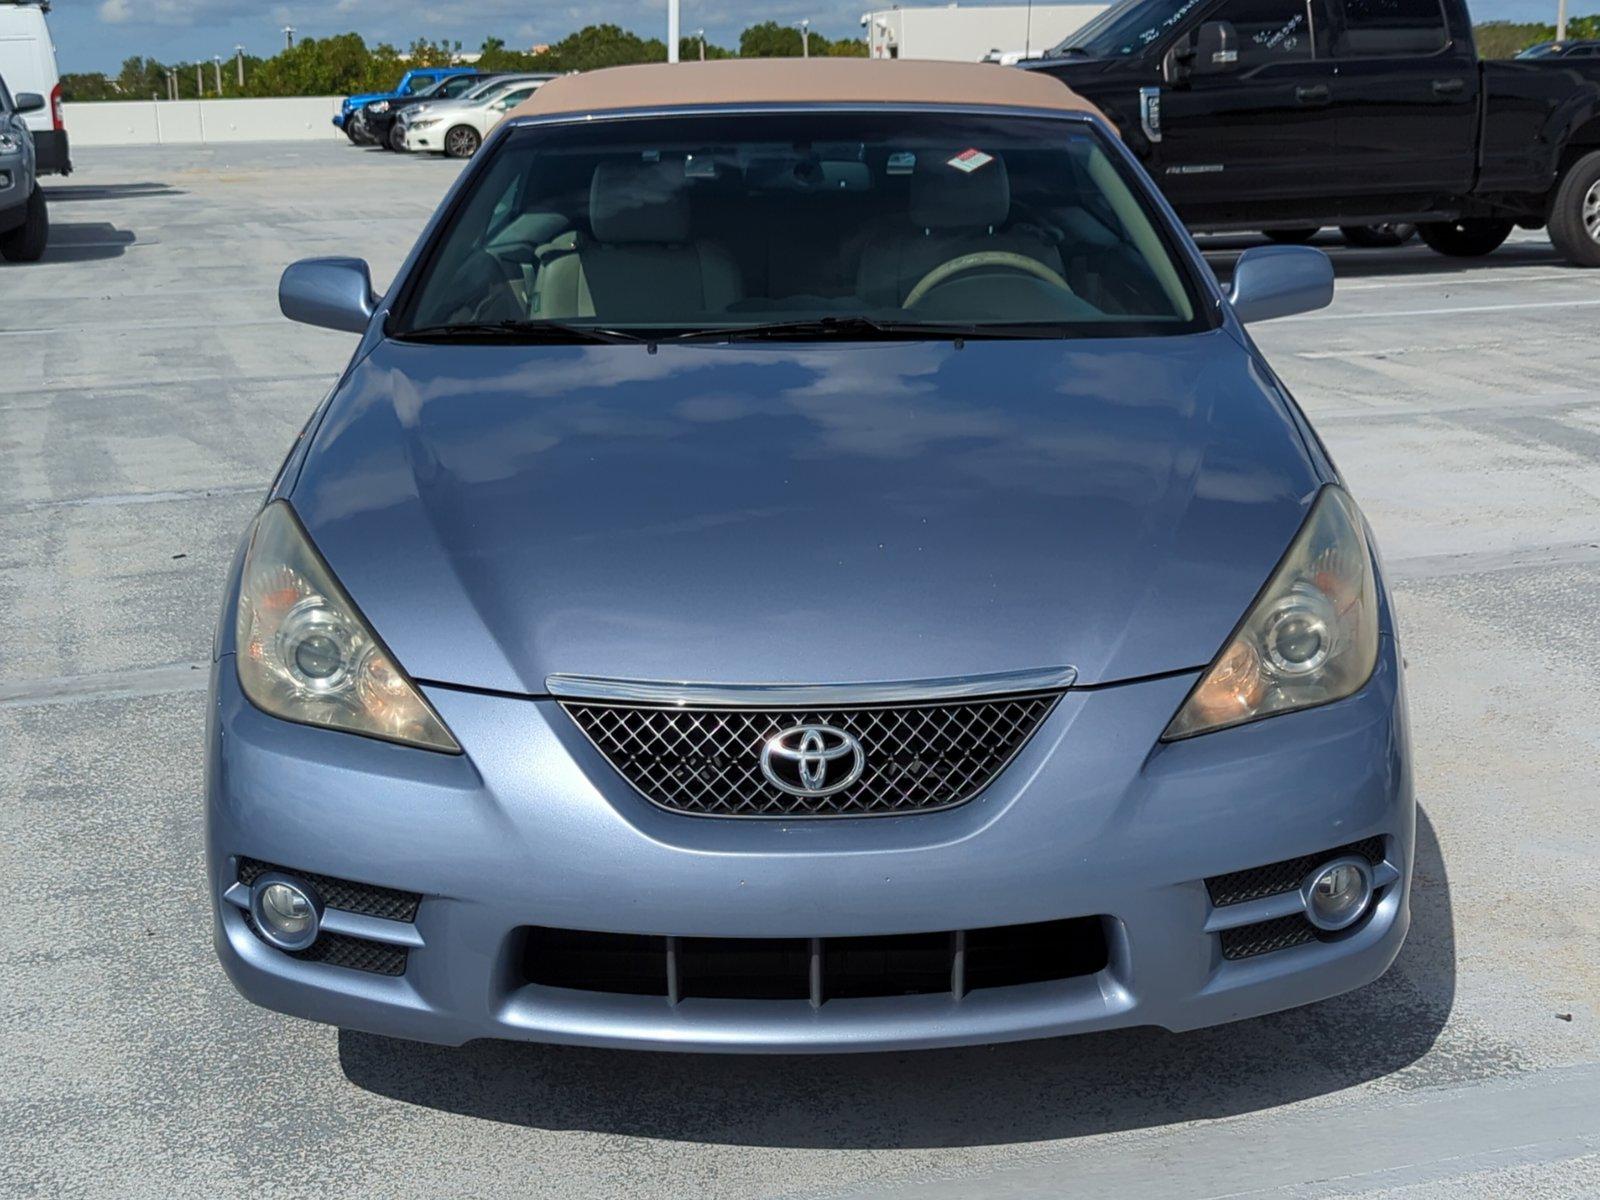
top-left (863, 4), bottom-right (1105, 60)
top-left (63, 97), bottom-right (345, 147)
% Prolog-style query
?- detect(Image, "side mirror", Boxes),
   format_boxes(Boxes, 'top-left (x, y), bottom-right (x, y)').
top-left (1228, 245), bottom-right (1334, 324)
top-left (1192, 21), bottom-right (1239, 76)
top-left (13, 92), bottom-right (45, 115)
top-left (279, 257), bottom-right (379, 333)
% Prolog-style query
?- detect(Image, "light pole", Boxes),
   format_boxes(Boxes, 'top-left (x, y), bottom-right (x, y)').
top-left (196, 62), bottom-right (204, 96)
top-left (235, 45), bottom-right (245, 88)
top-left (283, 25), bottom-right (296, 51)
top-left (796, 19), bottom-right (811, 57)
top-left (165, 69), bottom-right (176, 101)
top-left (694, 27), bottom-right (706, 60)
top-left (667, 0), bottom-right (679, 62)
top-left (1557, 0), bottom-right (1568, 41)
top-left (213, 55), bottom-right (223, 95)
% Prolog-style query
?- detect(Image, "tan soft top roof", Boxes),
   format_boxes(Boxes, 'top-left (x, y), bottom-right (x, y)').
top-left (509, 58), bottom-right (1105, 122)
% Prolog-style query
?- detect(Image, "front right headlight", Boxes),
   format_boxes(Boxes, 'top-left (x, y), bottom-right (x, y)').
top-left (1163, 486), bottom-right (1380, 740)
top-left (235, 501), bottom-right (460, 753)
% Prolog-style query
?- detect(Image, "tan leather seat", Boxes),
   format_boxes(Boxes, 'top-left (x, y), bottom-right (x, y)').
top-left (855, 153), bottom-right (1064, 308)
top-left (532, 160), bottom-right (741, 321)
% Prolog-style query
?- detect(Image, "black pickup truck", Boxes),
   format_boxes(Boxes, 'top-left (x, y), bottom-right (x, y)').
top-left (1024, 0), bottom-right (1600, 265)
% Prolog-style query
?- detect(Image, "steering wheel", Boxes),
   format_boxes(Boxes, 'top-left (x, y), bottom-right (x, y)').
top-left (903, 251), bottom-right (1075, 309)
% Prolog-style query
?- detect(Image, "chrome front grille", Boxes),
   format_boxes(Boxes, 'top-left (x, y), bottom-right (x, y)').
top-left (561, 690), bottom-right (1063, 818)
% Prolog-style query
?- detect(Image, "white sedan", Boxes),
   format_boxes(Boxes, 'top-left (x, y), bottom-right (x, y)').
top-left (404, 80), bottom-right (546, 158)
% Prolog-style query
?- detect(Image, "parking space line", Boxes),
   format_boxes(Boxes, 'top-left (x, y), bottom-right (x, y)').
top-left (1281, 298), bottom-right (1600, 322)
top-left (0, 662), bottom-right (209, 708)
top-left (0, 483), bottom-right (263, 515)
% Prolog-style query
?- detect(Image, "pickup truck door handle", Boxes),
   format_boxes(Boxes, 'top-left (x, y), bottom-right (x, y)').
top-left (1432, 78), bottom-right (1466, 96)
top-left (1295, 84), bottom-right (1332, 105)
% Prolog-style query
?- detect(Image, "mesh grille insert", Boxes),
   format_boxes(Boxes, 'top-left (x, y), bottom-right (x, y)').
top-left (1219, 915), bottom-right (1320, 961)
top-left (237, 857), bottom-right (422, 923)
top-left (1205, 837), bottom-right (1386, 908)
top-left (244, 911), bottom-right (409, 976)
top-left (561, 691), bottom-right (1061, 818)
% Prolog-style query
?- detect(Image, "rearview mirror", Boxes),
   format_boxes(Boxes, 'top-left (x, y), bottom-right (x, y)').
top-left (279, 257), bottom-right (378, 333)
top-left (1228, 245), bottom-right (1334, 324)
top-left (1192, 21), bottom-right (1239, 76)
top-left (13, 92), bottom-right (45, 115)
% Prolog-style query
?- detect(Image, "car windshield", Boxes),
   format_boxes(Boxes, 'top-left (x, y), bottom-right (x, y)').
top-left (1046, 0), bottom-right (1202, 58)
top-left (395, 111), bottom-right (1207, 342)
top-left (462, 77), bottom-right (525, 102)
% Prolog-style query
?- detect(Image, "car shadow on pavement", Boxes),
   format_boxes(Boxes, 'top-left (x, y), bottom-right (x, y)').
top-left (43, 182), bottom-right (184, 202)
top-left (338, 808), bottom-right (1453, 1149)
top-left (16, 221), bottom-right (138, 264)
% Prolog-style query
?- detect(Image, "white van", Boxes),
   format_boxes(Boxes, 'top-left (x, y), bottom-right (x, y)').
top-left (0, 1), bottom-right (67, 175)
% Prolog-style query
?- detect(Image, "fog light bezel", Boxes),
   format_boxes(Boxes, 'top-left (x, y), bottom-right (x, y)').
top-left (1300, 855), bottom-right (1375, 932)
top-left (249, 872), bottom-right (324, 952)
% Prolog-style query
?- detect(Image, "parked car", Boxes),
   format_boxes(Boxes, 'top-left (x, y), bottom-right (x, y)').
top-left (358, 71), bottom-right (493, 153)
top-left (392, 74), bottom-right (550, 151)
top-left (1024, 0), bottom-right (1600, 266)
top-left (0, 0), bottom-right (67, 175)
top-left (402, 77), bottom-right (549, 157)
top-left (0, 71), bottom-right (46, 261)
top-left (212, 59), bottom-right (1413, 1054)
top-left (333, 67), bottom-right (475, 143)
top-left (1516, 39), bottom-right (1600, 60)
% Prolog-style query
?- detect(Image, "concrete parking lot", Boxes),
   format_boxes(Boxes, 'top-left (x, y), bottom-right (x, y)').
top-left (2, 142), bottom-right (1597, 1198)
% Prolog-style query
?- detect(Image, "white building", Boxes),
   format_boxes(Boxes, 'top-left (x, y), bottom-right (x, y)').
top-left (860, 3), bottom-right (1107, 62)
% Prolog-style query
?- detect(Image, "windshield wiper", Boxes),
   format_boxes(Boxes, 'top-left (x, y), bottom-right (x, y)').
top-left (669, 316), bottom-right (1068, 344)
top-left (396, 320), bottom-right (643, 345)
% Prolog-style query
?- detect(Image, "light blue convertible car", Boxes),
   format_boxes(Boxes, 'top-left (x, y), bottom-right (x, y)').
top-left (209, 59), bottom-right (1412, 1053)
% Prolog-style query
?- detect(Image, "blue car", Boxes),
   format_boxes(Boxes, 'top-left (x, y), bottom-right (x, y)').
top-left (333, 66), bottom-right (474, 139)
top-left (212, 59), bottom-right (1413, 1053)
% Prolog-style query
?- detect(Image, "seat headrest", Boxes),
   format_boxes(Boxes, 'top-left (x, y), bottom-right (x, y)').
top-left (590, 160), bottom-right (691, 244)
top-left (908, 153), bottom-right (1011, 231)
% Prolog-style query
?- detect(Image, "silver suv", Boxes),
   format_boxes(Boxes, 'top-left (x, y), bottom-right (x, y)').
top-left (0, 72), bottom-right (48, 263)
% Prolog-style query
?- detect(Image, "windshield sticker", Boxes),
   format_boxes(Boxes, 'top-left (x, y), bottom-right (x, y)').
top-left (1123, 0), bottom-right (1207, 54)
top-left (947, 148), bottom-right (994, 174)
top-left (887, 151), bottom-right (917, 175)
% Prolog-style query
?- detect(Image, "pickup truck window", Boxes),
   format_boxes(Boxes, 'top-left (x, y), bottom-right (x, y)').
top-left (1215, 0), bottom-right (1328, 63)
top-left (1335, 0), bottom-right (1447, 57)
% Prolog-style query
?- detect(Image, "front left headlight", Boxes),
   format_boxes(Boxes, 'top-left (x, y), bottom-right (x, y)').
top-left (410, 117), bottom-right (439, 130)
top-left (235, 501), bottom-right (460, 753)
top-left (1164, 486), bottom-right (1380, 740)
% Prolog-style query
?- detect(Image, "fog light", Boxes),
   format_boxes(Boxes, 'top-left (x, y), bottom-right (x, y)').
top-left (249, 873), bottom-right (322, 951)
top-left (1301, 856), bottom-right (1374, 932)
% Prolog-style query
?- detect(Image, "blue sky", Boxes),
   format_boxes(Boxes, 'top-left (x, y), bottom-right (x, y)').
top-left (46, 0), bottom-right (1588, 74)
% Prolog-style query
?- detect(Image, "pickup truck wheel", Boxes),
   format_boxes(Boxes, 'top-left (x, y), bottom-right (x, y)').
top-left (1263, 228), bottom-right (1320, 244)
top-left (1341, 223), bottom-right (1416, 248)
top-left (0, 187), bottom-right (48, 263)
top-left (1417, 219), bottom-right (1513, 258)
top-left (444, 125), bottom-right (481, 159)
top-left (1547, 150), bottom-right (1600, 268)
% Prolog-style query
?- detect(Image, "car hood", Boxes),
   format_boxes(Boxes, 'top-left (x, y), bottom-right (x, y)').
top-left (289, 332), bottom-right (1320, 694)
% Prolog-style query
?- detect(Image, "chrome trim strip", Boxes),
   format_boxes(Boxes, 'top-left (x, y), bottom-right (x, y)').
top-left (319, 909), bottom-right (426, 949)
top-left (545, 666), bottom-right (1077, 707)
top-left (1203, 889), bottom-right (1306, 933)
top-left (223, 882), bottom-right (250, 910)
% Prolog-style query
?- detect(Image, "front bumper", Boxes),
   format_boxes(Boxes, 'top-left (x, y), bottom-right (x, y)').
top-left (208, 644), bottom-right (1413, 1053)
top-left (403, 126), bottom-right (438, 153)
